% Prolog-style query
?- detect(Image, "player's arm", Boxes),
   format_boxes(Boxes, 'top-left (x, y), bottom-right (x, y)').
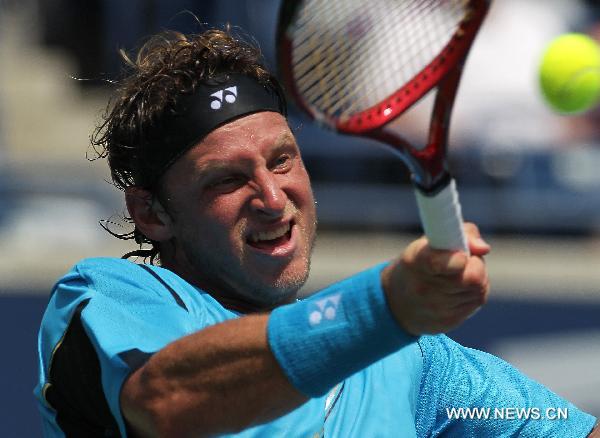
top-left (120, 313), bottom-right (306, 436)
top-left (121, 225), bottom-right (490, 437)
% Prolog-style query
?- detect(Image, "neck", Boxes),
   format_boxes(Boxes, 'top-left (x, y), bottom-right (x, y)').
top-left (158, 252), bottom-right (297, 315)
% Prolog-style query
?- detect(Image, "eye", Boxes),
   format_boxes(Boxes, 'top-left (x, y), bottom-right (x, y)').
top-left (208, 174), bottom-right (246, 191)
top-left (272, 154), bottom-right (292, 172)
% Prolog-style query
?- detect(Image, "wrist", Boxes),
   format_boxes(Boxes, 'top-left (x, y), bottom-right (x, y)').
top-left (381, 261), bottom-right (417, 336)
top-left (267, 263), bottom-right (417, 397)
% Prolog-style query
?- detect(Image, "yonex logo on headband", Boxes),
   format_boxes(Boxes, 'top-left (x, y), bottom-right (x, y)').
top-left (210, 86), bottom-right (238, 110)
top-left (140, 73), bottom-right (286, 187)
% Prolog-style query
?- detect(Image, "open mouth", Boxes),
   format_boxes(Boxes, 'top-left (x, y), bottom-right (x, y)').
top-left (247, 221), bottom-right (294, 251)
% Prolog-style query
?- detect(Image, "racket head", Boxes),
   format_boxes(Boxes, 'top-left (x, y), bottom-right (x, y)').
top-left (277, 0), bottom-right (491, 188)
top-left (278, 0), bottom-right (489, 131)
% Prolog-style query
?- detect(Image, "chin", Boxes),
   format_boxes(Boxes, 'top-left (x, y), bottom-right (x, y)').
top-left (249, 260), bottom-right (310, 306)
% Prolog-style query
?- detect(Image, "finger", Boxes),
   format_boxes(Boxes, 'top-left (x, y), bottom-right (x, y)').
top-left (413, 245), bottom-right (468, 276)
top-left (401, 236), bottom-right (429, 266)
top-left (452, 300), bottom-right (483, 322)
top-left (426, 256), bottom-right (489, 297)
top-left (447, 287), bottom-right (489, 308)
top-left (468, 236), bottom-right (491, 257)
top-left (463, 222), bottom-right (481, 238)
top-left (434, 300), bottom-right (483, 332)
top-left (432, 250), bottom-right (468, 276)
top-left (463, 223), bottom-right (491, 256)
top-left (403, 237), bottom-right (449, 274)
top-left (461, 256), bottom-right (489, 290)
top-left (424, 282), bottom-right (487, 312)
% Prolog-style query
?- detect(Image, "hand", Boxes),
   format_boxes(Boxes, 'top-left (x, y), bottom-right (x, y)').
top-left (381, 223), bottom-right (491, 335)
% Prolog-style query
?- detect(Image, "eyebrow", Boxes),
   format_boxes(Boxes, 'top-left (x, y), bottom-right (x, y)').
top-left (273, 132), bottom-right (297, 148)
top-left (268, 134), bottom-right (299, 159)
top-left (195, 161), bottom-right (235, 176)
top-left (195, 131), bottom-right (298, 176)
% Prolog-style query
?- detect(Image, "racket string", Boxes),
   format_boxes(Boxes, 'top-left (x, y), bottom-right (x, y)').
top-left (289, 0), bottom-right (469, 119)
top-left (339, 1), bottom-right (460, 116)
top-left (295, 1), bottom-right (431, 108)
top-left (338, 1), bottom-right (439, 117)
top-left (297, 2), bottom-right (426, 109)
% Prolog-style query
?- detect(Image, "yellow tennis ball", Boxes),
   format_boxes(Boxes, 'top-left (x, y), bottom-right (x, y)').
top-left (539, 33), bottom-right (600, 114)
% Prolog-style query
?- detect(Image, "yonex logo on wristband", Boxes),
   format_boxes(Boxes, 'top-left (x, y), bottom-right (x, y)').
top-left (308, 294), bottom-right (341, 326)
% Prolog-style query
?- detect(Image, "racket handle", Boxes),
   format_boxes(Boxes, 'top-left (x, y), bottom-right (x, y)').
top-left (414, 179), bottom-right (469, 254)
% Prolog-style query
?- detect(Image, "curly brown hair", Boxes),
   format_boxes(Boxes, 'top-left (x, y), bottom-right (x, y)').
top-left (91, 27), bottom-right (282, 262)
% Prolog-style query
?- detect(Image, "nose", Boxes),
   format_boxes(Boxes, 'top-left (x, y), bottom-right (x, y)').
top-left (249, 169), bottom-right (287, 217)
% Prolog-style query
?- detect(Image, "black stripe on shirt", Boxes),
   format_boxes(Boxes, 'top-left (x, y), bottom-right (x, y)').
top-left (44, 299), bottom-right (121, 437)
top-left (138, 264), bottom-right (189, 312)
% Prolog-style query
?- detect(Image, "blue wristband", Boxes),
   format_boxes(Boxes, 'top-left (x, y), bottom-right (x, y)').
top-left (267, 263), bottom-right (416, 397)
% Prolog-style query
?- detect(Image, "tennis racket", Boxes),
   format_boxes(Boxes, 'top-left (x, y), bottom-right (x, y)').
top-left (277, 0), bottom-right (492, 253)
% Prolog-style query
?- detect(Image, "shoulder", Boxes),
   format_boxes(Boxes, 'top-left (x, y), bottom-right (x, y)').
top-left (51, 257), bottom-right (233, 321)
top-left (43, 258), bottom-right (198, 327)
top-left (54, 257), bottom-right (178, 301)
top-left (70, 257), bottom-right (150, 284)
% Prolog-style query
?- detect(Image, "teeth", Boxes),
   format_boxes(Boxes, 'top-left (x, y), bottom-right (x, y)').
top-left (249, 223), bottom-right (291, 243)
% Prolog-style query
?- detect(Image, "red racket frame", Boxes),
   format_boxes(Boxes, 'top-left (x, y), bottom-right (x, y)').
top-left (278, 0), bottom-right (490, 189)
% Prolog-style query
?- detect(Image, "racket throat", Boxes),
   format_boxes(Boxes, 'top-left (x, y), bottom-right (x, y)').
top-left (413, 171), bottom-right (452, 196)
top-left (371, 129), bottom-right (449, 191)
top-left (407, 143), bottom-right (450, 191)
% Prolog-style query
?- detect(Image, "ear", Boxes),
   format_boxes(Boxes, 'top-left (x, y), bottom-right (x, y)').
top-left (125, 187), bottom-right (173, 242)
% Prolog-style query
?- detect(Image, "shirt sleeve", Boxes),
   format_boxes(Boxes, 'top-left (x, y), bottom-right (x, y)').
top-left (38, 258), bottom-right (215, 437)
top-left (415, 334), bottom-right (597, 437)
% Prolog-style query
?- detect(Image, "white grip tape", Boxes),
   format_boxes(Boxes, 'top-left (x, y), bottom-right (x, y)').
top-left (414, 179), bottom-right (469, 253)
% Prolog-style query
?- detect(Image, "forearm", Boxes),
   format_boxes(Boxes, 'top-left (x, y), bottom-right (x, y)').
top-left (121, 314), bottom-right (307, 437)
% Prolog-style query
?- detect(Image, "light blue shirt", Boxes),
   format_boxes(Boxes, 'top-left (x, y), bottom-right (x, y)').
top-left (35, 258), bottom-right (596, 437)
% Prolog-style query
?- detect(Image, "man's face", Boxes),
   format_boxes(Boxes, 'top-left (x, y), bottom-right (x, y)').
top-left (158, 111), bottom-right (317, 310)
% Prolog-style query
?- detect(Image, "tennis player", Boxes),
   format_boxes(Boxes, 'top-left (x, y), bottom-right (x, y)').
top-left (35, 28), bottom-right (597, 437)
